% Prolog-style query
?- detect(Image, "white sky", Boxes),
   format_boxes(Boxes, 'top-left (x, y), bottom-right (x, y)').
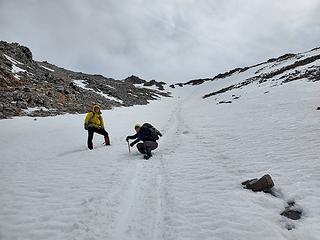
top-left (0, 0), bottom-right (319, 83)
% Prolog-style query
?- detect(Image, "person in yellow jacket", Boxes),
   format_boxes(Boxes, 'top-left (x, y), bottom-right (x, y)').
top-left (84, 105), bottom-right (110, 149)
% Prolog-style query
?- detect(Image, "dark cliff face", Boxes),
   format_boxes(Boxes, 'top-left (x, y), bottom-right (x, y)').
top-left (0, 41), bottom-right (170, 119)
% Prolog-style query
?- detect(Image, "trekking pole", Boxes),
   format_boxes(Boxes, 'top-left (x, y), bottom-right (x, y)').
top-left (127, 140), bottom-right (131, 153)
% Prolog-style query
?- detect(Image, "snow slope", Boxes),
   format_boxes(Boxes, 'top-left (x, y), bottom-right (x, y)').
top-left (1, 55), bottom-right (320, 239)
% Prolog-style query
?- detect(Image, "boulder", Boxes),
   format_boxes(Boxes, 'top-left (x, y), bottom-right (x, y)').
top-left (242, 174), bottom-right (274, 192)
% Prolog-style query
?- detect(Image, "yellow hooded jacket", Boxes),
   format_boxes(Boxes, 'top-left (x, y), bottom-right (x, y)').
top-left (84, 105), bottom-right (104, 129)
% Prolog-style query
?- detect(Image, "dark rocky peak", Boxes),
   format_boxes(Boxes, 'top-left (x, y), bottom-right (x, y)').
top-left (0, 41), bottom-right (33, 64)
top-left (125, 75), bottom-right (166, 90)
top-left (125, 75), bottom-right (147, 84)
top-left (143, 80), bottom-right (166, 90)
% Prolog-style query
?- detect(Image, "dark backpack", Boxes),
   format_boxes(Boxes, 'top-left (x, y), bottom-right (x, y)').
top-left (141, 123), bottom-right (159, 141)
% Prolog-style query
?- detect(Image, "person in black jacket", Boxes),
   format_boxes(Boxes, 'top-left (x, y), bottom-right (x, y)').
top-left (126, 123), bottom-right (162, 159)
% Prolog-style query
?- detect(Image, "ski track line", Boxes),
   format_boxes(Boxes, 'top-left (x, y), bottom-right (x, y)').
top-left (44, 98), bottom-right (186, 240)
top-left (110, 99), bottom-right (186, 240)
top-left (154, 98), bottom-right (194, 240)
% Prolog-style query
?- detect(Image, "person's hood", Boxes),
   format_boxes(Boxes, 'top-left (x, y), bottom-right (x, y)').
top-left (92, 105), bottom-right (101, 114)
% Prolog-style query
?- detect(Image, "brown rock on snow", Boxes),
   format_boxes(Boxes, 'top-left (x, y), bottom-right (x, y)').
top-left (242, 174), bottom-right (274, 192)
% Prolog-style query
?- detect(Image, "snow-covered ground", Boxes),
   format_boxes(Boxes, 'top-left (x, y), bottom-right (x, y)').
top-left (0, 74), bottom-right (319, 240)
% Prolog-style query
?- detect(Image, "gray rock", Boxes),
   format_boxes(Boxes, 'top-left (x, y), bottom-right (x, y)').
top-left (218, 101), bottom-right (232, 104)
top-left (242, 174), bottom-right (274, 192)
top-left (281, 209), bottom-right (302, 220)
top-left (281, 201), bottom-right (302, 221)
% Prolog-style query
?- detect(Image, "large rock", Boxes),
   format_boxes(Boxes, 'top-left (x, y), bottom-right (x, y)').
top-left (242, 174), bottom-right (274, 192)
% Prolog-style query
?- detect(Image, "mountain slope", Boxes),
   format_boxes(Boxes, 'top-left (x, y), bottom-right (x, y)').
top-left (1, 75), bottom-right (319, 240)
top-left (0, 46), bottom-right (319, 240)
top-left (171, 47), bottom-right (320, 101)
top-left (0, 41), bottom-right (170, 119)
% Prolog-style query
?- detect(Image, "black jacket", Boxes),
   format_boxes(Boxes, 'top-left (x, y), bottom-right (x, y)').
top-left (127, 123), bottom-right (162, 145)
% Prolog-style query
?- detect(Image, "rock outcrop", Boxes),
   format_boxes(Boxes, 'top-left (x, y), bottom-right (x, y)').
top-left (125, 75), bottom-right (166, 90)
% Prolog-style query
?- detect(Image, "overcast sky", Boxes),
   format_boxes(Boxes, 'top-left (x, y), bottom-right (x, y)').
top-left (0, 0), bottom-right (319, 83)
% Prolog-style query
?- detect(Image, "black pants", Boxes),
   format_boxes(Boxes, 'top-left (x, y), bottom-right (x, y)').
top-left (137, 141), bottom-right (158, 156)
top-left (87, 127), bottom-right (110, 149)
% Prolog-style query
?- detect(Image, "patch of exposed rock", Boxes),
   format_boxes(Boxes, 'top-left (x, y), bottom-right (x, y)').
top-left (125, 75), bottom-right (166, 90)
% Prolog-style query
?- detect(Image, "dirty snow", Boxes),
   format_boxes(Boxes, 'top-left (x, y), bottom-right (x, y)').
top-left (3, 54), bottom-right (27, 79)
top-left (134, 83), bottom-right (162, 91)
top-left (41, 65), bottom-right (55, 72)
top-left (4, 54), bottom-right (23, 65)
top-left (11, 65), bottom-right (26, 74)
top-left (23, 107), bottom-right (56, 114)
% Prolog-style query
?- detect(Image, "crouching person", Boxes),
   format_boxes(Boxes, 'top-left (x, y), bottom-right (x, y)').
top-left (126, 123), bottom-right (162, 159)
top-left (84, 105), bottom-right (110, 150)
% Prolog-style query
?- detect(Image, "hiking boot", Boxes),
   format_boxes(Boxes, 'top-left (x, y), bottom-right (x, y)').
top-left (88, 141), bottom-right (93, 150)
top-left (104, 136), bottom-right (110, 145)
top-left (145, 147), bottom-right (152, 157)
top-left (144, 154), bottom-right (151, 160)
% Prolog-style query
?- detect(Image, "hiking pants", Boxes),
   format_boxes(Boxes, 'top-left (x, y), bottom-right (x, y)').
top-left (137, 141), bottom-right (158, 156)
top-left (87, 127), bottom-right (110, 149)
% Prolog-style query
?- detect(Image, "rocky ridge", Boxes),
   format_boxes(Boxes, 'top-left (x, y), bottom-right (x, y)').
top-left (0, 41), bottom-right (170, 119)
top-left (171, 48), bottom-right (320, 100)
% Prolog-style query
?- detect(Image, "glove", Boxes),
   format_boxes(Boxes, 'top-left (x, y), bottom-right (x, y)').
top-left (84, 124), bottom-right (88, 130)
top-left (130, 142), bottom-right (135, 147)
top-left (126, 136), bottom-right (130, 142)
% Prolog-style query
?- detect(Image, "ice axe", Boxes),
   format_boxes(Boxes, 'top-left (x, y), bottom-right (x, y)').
top-left (127, 140), bottom-right (131, 153)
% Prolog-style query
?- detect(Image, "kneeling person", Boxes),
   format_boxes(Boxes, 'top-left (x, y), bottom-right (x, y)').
top-left (126, 123), bottom-right (162, 159)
